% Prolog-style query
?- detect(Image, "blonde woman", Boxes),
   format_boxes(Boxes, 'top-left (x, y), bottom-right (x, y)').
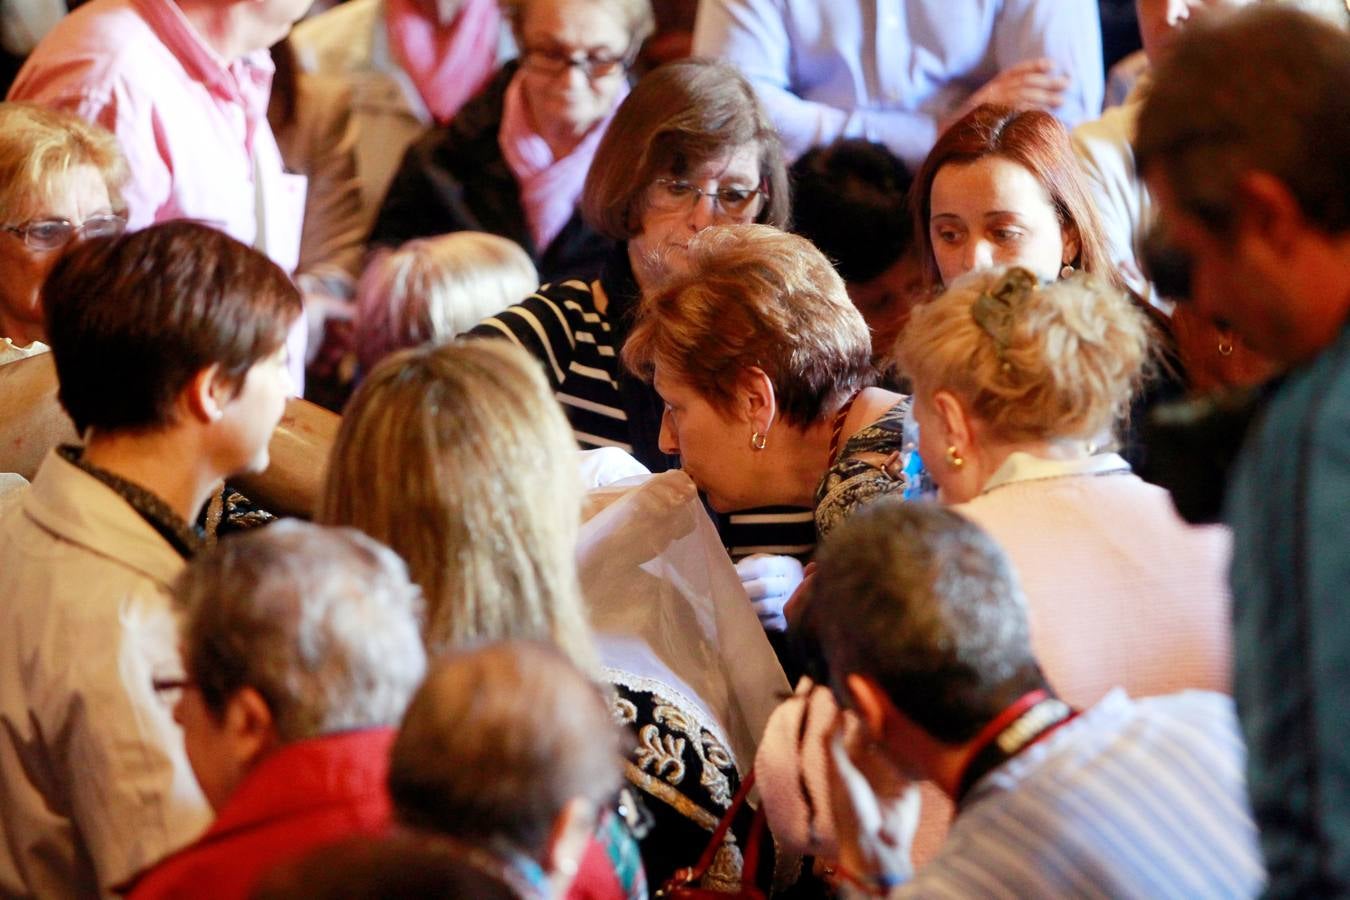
top-left (355, 231), bottom-right (539, 375)
top-left (895, 266), bottom-right (1232, 705)
top-left (318, 340), bottom-right (767, 892)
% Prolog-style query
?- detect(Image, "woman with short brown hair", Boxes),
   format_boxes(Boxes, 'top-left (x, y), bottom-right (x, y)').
top-left (623, 223), bottom-right (917, 538)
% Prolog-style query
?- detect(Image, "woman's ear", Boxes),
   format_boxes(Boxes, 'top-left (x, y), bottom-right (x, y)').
top-left (931, 389), bottom-right (974, 456)
top-left (1061, 220), bottom-right (1082, 270)
top-left (740, 366), bottom-right (778, 434)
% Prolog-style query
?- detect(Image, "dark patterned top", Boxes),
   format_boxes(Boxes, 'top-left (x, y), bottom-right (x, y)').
top-left (813, 400), bottom-right (917, 538)
top-left (606, 670), bottom-right (772, 894)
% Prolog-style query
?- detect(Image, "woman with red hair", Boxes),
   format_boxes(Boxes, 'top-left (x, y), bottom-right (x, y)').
top-left (910, 103), bottom-right (1119, 291)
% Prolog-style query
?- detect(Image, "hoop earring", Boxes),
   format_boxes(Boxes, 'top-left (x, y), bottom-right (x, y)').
top-left (750, 431), bottom-right (768, 451)
top-left (945, 445), bottom-right (964, 468)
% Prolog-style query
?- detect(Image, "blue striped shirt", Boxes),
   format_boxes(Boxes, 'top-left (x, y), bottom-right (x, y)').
top-left (890, 690), bottom-right (1265, 898)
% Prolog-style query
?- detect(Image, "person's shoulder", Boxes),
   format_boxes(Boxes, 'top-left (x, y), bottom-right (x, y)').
top-left (14, 0), bottom-right (165, 98)
top-left (291, 0), bottom-right (381, 73)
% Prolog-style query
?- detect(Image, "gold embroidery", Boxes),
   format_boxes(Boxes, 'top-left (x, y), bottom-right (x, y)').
top-left (635, 724), bottom-right (686, 784)
top-left (701, 835), bottom-right (745, 891)
top-left (613, 697), bottom-right (637, 725)
top-left (623, 762), bottom-right (720, 830)
top-left (652, 704), bottom-right (694, 735)
top-left (699, 732), bottom-right (733, 808)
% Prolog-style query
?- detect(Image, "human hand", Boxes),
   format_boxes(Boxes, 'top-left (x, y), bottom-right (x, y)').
top-left (959, 58), bottom-right (1070, 120)
top-left (735, 553), bottom-right (805, 632)
top-left (827, 711), bottom-right (919, 890)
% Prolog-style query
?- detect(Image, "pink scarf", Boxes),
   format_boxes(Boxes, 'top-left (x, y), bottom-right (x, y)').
top-left (497, 72), bottom-right (628, 254)
top-left (385, 0), bottom-right (500, 124)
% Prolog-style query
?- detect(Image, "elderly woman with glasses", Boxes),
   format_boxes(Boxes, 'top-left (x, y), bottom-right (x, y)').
top-left (467, 57), bottom-right (788, 470)
top-left (0, 103), bottom-right (128, 359)
top-left (371, 0), bottom-right (654, 283)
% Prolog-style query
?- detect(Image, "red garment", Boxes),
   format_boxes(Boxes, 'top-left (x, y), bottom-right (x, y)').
top-left (122, 729), bottom-right (396, 899)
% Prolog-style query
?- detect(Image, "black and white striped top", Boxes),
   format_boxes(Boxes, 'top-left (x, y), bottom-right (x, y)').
top-left (469, 248), bottom-right (816, 560)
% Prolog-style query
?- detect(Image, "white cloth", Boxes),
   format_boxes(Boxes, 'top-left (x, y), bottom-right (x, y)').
top-left (0, 473), bottom-right (27, 507)
top-left (0, 337), bottom-right (49, 366)
top-left (576, 447), bottom-right (650, 490)
top-left (692, 0), bottom-right (1105, 167)
top-left (578, 471), bottom-right (789, 771)
top-left (1071, 79), bottom-right (1162, 309)
top-left (0, 450), bottom-right (210, 898)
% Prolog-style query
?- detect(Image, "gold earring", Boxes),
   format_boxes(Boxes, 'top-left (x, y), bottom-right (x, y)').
top-left (945, 445), bottom-right (964, 468)
top-left (750, 430), bottom-right (768, 451)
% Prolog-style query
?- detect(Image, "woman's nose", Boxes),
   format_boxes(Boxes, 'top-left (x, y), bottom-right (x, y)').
top-left (687, 193), bottom-right (720, 232)
top-left (964, 239), bottom-right (994, 274)
top-left (658, 412), bottom-right (680, 455)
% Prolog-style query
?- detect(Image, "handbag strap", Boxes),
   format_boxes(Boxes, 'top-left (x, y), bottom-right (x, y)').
top-left (672, 769), bottom-right (764, 887)
top-left (690, 769), bottom-right (756, 875)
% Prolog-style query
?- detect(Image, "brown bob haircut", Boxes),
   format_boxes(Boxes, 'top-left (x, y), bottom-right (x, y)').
top-left (582, 58), bottom-right (790, 239)
top-left (43, 221), bottom-right (300, 435)
top-left (911, 104), bottom-right (1118, 291)
top-left (623, 223), bottom-right (873, 428)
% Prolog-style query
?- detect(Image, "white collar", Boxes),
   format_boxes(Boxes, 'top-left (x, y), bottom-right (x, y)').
top-left (979, 451), bottom-right (1132, 495)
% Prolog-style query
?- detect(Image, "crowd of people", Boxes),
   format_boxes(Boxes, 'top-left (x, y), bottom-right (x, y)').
top-left (0, 0), bottom-right (1348, 897)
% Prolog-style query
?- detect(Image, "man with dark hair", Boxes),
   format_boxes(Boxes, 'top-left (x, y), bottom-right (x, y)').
top-left (0, 221), bottom-right (301, 897)
top-left (789, 139), bottom-right (922, 365)
top-left (1134, 7), bottom-right (1350, 895)
top-left (802, 500), bottom-right (1264, 896)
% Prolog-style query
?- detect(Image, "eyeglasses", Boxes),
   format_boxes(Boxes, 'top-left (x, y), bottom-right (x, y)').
top-left (649, 178), bottom-right (768, 220)
top-left (521, 47), bottom-right (629, 80)
top-left (3, 214), bottom-right (127, 251)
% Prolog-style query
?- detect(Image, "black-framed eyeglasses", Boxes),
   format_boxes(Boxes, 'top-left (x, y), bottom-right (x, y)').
top-left (3, 214), bottom-right (127, 252)
top-left (521, 46), bottom-right (630, 80)
top-left (649, 178), bottom-right (768, 219)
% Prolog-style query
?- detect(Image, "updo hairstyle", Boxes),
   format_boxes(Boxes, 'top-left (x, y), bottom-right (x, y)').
top-left (894, 267), bottom-right (1154, 443)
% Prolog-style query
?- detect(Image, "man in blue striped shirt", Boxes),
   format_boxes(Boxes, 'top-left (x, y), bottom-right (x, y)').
top-left (799, 501), bottom-right (1265, 897)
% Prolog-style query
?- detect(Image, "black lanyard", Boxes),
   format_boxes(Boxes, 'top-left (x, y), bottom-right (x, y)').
top-left (953, 689), bottom-right (1077, 807)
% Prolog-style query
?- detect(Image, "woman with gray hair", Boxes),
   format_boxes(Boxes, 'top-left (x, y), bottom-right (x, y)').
top-left (123, 521), bottom-right (427, 900)
top-left (371, 0), bottom-right (655, 282)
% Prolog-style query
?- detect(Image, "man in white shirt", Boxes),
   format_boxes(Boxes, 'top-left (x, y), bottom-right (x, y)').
top-left (692, 0), bottom-right (1104, 167)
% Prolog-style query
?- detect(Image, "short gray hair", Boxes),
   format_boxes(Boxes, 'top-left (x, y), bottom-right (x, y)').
top-left (803, 500), bottom-right (1044, 743)
top-left (175, 520), bottom-right (427, 742)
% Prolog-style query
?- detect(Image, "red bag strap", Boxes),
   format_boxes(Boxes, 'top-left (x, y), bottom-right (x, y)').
top-left (687, 769), bottom-right (756, 876)
top-left (664, 768), bottom-right (768, 894)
